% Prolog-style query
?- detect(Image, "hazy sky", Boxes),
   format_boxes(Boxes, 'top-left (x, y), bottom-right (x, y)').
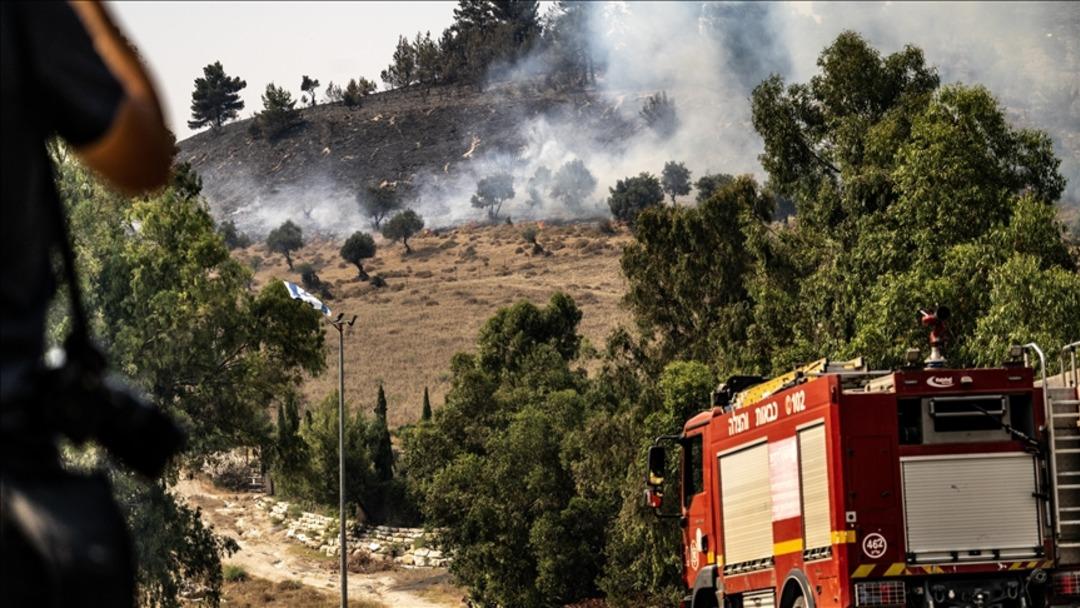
top-left (110, 1), bottom-right (459, 141)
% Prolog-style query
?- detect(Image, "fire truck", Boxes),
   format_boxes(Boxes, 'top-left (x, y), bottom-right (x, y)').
top-left (645, 311), bottom-right (1080, 608)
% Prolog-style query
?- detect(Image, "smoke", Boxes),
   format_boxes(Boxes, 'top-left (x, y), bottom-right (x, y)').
top-left (219, 2), bottom-right (1079, 236)
top-left (408, 1), bottom-right (1077, 230)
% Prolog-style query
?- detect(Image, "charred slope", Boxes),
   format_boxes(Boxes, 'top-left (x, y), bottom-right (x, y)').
top-left (178, 83), bottom-right (635, 228)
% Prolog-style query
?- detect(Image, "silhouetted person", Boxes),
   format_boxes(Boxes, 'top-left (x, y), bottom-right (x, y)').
top-left (1, 2), bottom-right (172, 605)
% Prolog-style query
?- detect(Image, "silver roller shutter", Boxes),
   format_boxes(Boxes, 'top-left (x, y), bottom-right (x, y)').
top-left (902, 453), bottom-right (1041, 558)
top-left (721, 442), bottom-right (773, 564)
top-left (799, 425), bottom-right (831, 550)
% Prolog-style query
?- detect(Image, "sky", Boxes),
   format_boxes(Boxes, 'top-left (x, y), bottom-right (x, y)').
top-left (110, 1), bottom-right (459, 140)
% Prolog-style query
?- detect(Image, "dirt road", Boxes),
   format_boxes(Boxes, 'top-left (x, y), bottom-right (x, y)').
top-left (175, 479), bottom-right (459, 608)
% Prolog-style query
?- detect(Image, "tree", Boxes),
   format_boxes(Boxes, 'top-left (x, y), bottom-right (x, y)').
top-left (381, 35), bottom-right (417, 89)
top-left (297, 392), bottom-right (373, 507)
top-left (527, 166), bottom-right (552, 207)
top-left (382, 209), bottom-right (424, 253)
top-left (343, 77), bottom-right (378, 106)
top-left (550, 159), bottom-right (597, 210)
top-left (340, 231), bottom-right (377, 279)
top-left (660, 161), bottom-right (691, 204)
top-left (217, 220), bottom-right (250, 250)
top-left (607, 173), bottom-right (663, 227)
top-left (300, 75), bottom-right (320, 107)
top-left (359, 185), bottom-right (401, 228)
top-left (401, 294), bottom-right (599, 608)
top-left (414, 31), bottom-right (441, 88)
top-left (52, 150), bottom-right (325, 605)
top-left (188, 61), bottom-right (246, 130)
top-left (370, 385), bottom-right (394, 482)
top-left (266, 220), bottom-right (303, 269)
top-left (421, 387), bottom-right (432, 421)
top-left (252, 83), bottom-right (301, 139)
top-left (324, 81), bottom-right (344, 103)
top-left (694, 172), bottom-right (735, 203)
top-left (471, 172), bottom-right (515, 221)
top-left (640, 91), bottom-right (678, 139)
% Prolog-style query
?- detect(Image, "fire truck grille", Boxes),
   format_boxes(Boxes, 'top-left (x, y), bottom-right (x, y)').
top-left (901, 453), bottom-right (1042, 561)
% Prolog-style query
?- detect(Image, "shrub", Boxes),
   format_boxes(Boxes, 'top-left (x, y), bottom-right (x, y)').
top-left (223, 565), bottom-right (248, 582)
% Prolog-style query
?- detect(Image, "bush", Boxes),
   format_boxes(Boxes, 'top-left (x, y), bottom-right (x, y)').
top-left (217, 220), bottom-right (251, 250)
top-left (370, 275), bottom-right (387, 288)
top-left (596, 219), bottom-right (616, 235)
top-left (222, 565), bottom-right (248, 582)
top-left (251, 83), bottom-right (301, 139)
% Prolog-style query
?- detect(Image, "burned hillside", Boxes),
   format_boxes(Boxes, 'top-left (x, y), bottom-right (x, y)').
top-left (178, 83), bottom-right (637, 235)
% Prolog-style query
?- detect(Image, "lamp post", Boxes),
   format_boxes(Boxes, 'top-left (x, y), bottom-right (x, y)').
top-left (282, 281), bottom-right (355, 608)
top-left (328, 312), bottom-right (357, 608)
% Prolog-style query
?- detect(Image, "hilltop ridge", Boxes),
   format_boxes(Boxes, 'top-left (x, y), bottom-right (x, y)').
top-left (178, 83), bottom-right (636, 234)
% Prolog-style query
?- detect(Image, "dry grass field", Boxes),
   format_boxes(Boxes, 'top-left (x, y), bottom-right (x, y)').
top-left (238, 221), bottom-right (632, 428)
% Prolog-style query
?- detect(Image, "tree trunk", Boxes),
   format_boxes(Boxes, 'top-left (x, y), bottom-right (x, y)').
top-left (403, 238), bottom-right (412, 254)
top-left (355, 263), bottom-right (369, 280)
top-left (285, 251), bottom-right (293, 269)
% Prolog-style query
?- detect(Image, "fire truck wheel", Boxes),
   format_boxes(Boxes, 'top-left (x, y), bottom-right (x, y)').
top-left (790, 597), bottom-right (807, 608)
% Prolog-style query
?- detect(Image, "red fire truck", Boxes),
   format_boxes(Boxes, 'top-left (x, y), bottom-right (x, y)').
top-left (645, 319), bottom-right (1080, 608)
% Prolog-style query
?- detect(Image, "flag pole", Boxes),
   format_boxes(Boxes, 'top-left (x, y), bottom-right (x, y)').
top-left (327, 312), bottom-right (357, 608)
top-left (282, 281), bottom-right (354, 608)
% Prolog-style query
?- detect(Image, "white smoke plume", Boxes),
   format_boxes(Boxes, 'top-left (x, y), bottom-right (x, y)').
top-left (218, 2), bottom-right (1078, 236)
top-left (398, 1), bottom-right (1078, 231)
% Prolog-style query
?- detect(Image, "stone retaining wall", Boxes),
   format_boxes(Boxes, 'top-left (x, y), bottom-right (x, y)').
top-left (254, 496), bottom-right (449, 568)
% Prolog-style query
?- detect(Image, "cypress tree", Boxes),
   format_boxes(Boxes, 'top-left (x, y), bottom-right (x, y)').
top-left (421, 387), bottom-right (432, 421)
top-left (370, 385), bottom-right (393, 482)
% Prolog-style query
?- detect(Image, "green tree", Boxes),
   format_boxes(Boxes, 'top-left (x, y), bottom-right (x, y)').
top-left (217, 219), bottom-right (250, 250)
top-left (660, 161), bottom-right (691, 204)
top-left (324, 81), bottom-right (343, 103)
top-left (382, 209), bottom-right (425, 253)
top-left (550, 159), bottom-right (597, 211)
top-left (266, 220), bottom-right (304, 269)
top-left (694, 172), bottom-right (735, 204)
top-left (53, 150), bottom-right (324, 605)
top-left (381, 35), bottom-right (417, 89)
top-left (343, 77), bottom-right (377, 107)
top-left (297, 392), bottom-right (373, 507)
top-left (340, 231), bottom-right (377, 279)
top-left (421, 387), bottom-right (432, 421)
top-left (640, 92), bottom-right (678, 139)
top-left (300, 74), bottom-right (320, 107)
top-left (360, 185), bottom-right (400, 228)
top-left (414, 31), bottom-right (441, 88)
top-left (607, 173), bottom-right (664, 227)
top-left (370, 385), bottom-right (394, 482)
top-left (252, 83), bottom-right (301, 139)
top-left (471, 172), bottom-right (515, 221)
top-left (188, 61), bottom-right (246, 130)
top-left (402, 294), bottom-right (600, 608)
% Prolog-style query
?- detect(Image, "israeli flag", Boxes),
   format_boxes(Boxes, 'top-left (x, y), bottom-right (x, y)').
top-left (283, 280), bottom-right (332, 316)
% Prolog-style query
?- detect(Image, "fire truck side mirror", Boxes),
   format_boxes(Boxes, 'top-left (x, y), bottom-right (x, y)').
top-left (647, 445), bottom-right (666, 486)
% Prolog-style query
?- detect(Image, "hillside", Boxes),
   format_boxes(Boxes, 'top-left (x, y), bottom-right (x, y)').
top-left (178, 83), bottom-right (636, 235)
top-left (236, 221), bottom-right (631, 428)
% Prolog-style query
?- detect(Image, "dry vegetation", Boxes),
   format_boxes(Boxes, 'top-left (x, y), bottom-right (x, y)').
top-left (238, 221), bottom-right (631, 427)
top-left (222, 575), bottom-right (383, 608)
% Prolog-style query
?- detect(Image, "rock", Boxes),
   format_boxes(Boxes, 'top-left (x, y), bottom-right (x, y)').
top-left (427, 550), bottom-right (442, 559)
top-left (414, 555), bottom-right (429, 567)
top-left (414, 549), bottom-right (430, 558)
top-left (396, 554), bottom-right (415, 566)
top-left (368, 542), bottom-right (381, 552)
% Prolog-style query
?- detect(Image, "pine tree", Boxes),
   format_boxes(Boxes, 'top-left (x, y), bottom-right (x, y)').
top-left (421, 387), bottom-right (432, 421)
top-left (300, 75), bottom-right (320, 107)
top-left (188, 61), bottom-right (246, 130)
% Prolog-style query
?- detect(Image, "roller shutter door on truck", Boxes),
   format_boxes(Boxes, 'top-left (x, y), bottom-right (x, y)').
top-left (721, 441), bottom-right (773, 566)
top-left (799, 424), bottom-right (831, 551)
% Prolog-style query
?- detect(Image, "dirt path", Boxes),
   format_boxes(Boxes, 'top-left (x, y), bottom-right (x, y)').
top-left (175, 479), bottom-right (459, 608)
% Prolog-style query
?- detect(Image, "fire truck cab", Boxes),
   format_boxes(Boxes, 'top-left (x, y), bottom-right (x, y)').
top-left (646, 339), bottom-right (1080, 608)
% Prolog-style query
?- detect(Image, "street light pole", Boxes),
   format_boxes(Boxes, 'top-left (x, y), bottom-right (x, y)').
top-left (328, 313), bottom-right (357, 608)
